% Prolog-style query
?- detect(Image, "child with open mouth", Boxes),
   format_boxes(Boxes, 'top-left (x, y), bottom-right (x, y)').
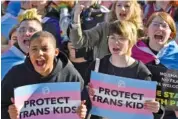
top-left (2, 31), bottom-right (87, 119)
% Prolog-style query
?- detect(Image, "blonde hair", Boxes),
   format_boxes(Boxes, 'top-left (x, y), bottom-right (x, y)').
top-left (106, 0), bottom-right (143, 32)
top-left (18, 8), bottom-right (42, 23)
top-left (109, 20), bottom-right (137, 56)
top-left (146, 12), bottom-right (176, 40)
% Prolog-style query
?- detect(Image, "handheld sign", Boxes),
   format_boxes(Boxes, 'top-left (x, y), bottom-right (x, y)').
top-left (90, 71), bottom-right (157, 119)
top-left (147, 64), bottom-right (178, 110)
top-left (14, 82), bottom-right (81, 119)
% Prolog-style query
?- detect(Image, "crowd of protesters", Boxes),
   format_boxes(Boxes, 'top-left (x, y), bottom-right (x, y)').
top-left (1, 0), bottom-right (178, 119)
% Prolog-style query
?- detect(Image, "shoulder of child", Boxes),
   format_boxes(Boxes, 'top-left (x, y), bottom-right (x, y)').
top-left (137, 60), bottom-right (152, 81)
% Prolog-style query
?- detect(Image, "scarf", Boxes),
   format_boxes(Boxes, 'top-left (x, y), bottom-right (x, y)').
top-left (132, 40), bottom-right (178, 70)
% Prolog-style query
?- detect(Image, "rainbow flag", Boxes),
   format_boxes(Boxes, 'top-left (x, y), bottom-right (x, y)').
top-left (90, 71), bottom-right (157, 119)
top-left (15, 82), bottom-right (81, 119)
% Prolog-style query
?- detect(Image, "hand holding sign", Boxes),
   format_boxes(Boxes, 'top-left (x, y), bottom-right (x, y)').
top-left (14, 83), bottom-right (81, 119)
top-left (88, 82), bottom-right (95, 98)
top-left (144, 100), bottom-right (160, 113)
top-left (8, 98), bottom-right (18, 119)
top-left (77, 100), bottom-right (87, 119)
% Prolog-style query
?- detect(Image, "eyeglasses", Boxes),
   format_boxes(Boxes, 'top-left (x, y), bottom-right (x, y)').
top-left (18, 27), bottom-right (37, 34)
top-left (108, 35), bottom-right (128, 43)
top-left (151, 21), bottom-right (170, 29)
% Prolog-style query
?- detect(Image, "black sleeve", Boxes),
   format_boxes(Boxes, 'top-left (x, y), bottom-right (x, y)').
top-left (153, 105), bottom-right (165, 119)
top-left (137, 61), bottom-right (165, 118)
top-left (1, 68), bottom-right (16, 119)
top-left (137, 61), bottom-right (152, 81)
top-left (65, 63), bottom-right (84, 91)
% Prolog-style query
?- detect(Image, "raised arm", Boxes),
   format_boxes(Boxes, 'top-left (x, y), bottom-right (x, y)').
top-left (70, 3), bottom-right (106, 49)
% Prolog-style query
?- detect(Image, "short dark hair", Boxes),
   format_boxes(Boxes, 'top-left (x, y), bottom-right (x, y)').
top-left (9, 25), bottom-right (19, 40)
top-left (30, 31), bottom-right (57, 48)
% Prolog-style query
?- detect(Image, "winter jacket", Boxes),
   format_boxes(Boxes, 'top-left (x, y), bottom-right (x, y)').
top-left (1, 52), bottom-right (84, 119)
top-left (70, 22), bottom-right (110, 59)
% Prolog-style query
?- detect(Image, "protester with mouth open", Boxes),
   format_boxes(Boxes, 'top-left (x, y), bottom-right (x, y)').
top-left (1, 31), bottom-right (87, 119)
top-left (70, 0), bottom-right (143, 59)
top-left (132, 12), bottom-right (178, 72)
top-left (86, 20), bottom-right (163, 119)
top-left (132, 12), bottom-right (178, 119)
top-left (1, 8), bottom-right (43, 80)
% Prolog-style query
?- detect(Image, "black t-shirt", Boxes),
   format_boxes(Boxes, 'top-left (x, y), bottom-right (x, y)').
top-left (144, 40), bottom-right (166, 68)
top-left (107, 59), bottom-right (151, 81)
top-left (145, 40), bottom-right (158, 55)
top-left (86, 55), bottom-right (152, 86)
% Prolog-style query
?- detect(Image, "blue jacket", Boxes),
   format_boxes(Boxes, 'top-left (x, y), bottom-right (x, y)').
top-left (1, 13), bottom-right (18, 40)
top-left (1, 1), bottom-right (20, 40)
top-left (1, 46), bottom-right (25, 80)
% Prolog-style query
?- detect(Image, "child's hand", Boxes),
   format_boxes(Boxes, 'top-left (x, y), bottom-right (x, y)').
top-left (88, 82), bottom-right (95, 98)
top-left (77, 100), bottom-right (87, 119)
top-left (8, 98), bottom-right (18, 119)
top-left (144, 100), bottom-right (160, 113)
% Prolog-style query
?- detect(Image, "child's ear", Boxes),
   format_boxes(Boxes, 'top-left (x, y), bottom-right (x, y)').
top-left (169, 32), bottom-right (175, 40)
top-left (55, 48), bottom-right (60, 56)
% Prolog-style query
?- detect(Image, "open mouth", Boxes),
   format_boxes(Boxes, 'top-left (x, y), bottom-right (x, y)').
top-left (119, 13), bottom-right (127, 18)
top-left (154, 34), bottom-right (164, 41)
top-left (23, 40), bottom-right (30, 46)
top-left (113, 47), bottom-right (120, 52)
top-left (35, 59), bottom-right (46, 68)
